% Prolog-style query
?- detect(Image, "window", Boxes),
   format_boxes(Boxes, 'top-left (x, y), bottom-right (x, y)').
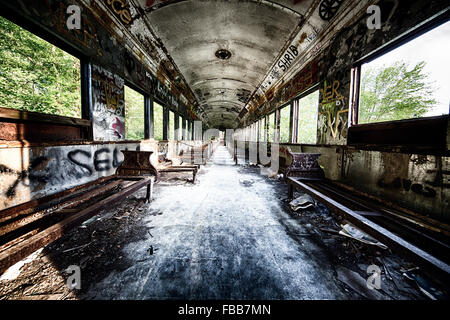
top-left (124, 86), bottom-right (144, 140)
top-left (180, 117), bottom-right (185, 140)
top-left (169, 110), bottom-right (175, 140)
top-left (188, 121), bottom-right (192, 140)
top-left (174, 114), bottom-right (180, 140)
top-left (357, 20), bottom-right (450, 124)
top-left (297, 90), bottom-right (319, 144)
top-left (267, 113), bottom-right (275, 142)
top-left (0, 16), bottom-right (81, 118)
top-left (153, 102), bottom-right (164, 140)
top-left (279, 104), bottom-right (291, 143)
top-left (258, 118), bottom-right (265, 142)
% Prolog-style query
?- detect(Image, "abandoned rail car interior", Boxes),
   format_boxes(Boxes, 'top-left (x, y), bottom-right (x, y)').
top-left (0, 0), bottom-right (449, 308)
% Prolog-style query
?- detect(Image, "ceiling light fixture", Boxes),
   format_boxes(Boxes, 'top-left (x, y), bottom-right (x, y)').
top-left (215, 49), bottom-right (231, 60)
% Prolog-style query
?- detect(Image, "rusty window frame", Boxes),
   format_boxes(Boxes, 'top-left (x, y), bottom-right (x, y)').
top-left (350, 9), bottom-right (450, 127)
top-left (124, 81), bottom-right (148, 141)
top-left (0, 10), bottom-right (92, 141)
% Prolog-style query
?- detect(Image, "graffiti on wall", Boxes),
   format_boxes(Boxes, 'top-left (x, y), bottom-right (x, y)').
top-left (15, 0), bottom-right (104, 57)
top-left (248, 59), bottom-right (319, 119)
top-left (104, 0), bottom-right (132, 25)
top-left (57, 2), bottom-right (104, 57)
top-left (92, 65), bottom-right (126, 141)
top-left (317, 80), bottom-right (348, 144)
top-left (0, 144), bottom-right (140, 209)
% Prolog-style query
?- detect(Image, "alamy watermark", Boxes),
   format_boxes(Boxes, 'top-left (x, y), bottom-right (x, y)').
top-left (66, 265), bottom-right (81, 290)
top-left (66, 5), bottom-right (81, 30)
top-left (367, 5), bottom-right (382, 30)
top-left (366, 264), bottom-right (382, 290)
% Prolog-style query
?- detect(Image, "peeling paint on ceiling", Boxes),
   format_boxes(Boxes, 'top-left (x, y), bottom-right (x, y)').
top-left (97, 0), bottom-right (358, 128)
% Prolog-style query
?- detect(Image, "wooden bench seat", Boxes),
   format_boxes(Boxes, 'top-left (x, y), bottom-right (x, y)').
top-left (117, 150), bottom-right (198, 183)
top-left (287, 176), bottom-right (450, 284)
top-left (178, 143), bottom-right (210, 165)
top-left (0, 175), bottom-right (154, 274)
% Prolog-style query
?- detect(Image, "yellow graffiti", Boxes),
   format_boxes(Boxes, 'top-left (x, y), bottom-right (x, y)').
top-left (319, 109), bottom-right (349, 139)
top-left (93, 74), bottom-right (124, 111)
top-left (105, 0), bottom-right (132, 25)
top-left (319, 80), bottom-right (344, 106)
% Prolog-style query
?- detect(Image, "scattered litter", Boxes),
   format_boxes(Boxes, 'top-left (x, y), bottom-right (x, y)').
top-left (289, 194), bottom-right (316, 211)
top-left (114, 212), bottom-right (131, 220)
top-left (403, 270), bottom-right (448, 300)
top-left (339, 223), bottom-right (388, 250)
top-left (336, 267), bottom-right (387, 300)
top-left (62, 242), bottom-right (91, 253)
top-left (81, 216), bottom-right (98, 227)
top-left (239, 179), bottom-right (254, 187)
top-left (96, 211), bottom-right (115, 222)
top-left (320, 227), bottom-right (340, 235)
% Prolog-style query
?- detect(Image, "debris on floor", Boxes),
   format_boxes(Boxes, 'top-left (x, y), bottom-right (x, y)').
top-left (289, 194), bottom-right (316, 211)
top-left (239, 179), bottom-right (255, 187)
top-left (402, 269), bottom-right (448, 300)
top-left (336, 266), bottom-right (388, 300)
top-left (339, 224), bottom-right (388, 250)
top-left (0, 155), bottom-right (429, 300)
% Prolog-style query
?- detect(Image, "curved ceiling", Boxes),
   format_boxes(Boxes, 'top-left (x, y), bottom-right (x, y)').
top-left (143, 0), bottom-right (313, 128)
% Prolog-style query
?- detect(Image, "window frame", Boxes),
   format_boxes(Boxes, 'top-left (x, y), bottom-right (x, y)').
top-left (277, 101), bottom-right (292, 144)
top-left (152, 98), bottom-right (166, 141)
top-left (0, 11), bottom-right (92, 142)
top-left (295, 86), bottom-right (320, 145)
top-left (124, 82), bottom-right (147, 141)
top-left (348, 11), bottom-right (449, 152)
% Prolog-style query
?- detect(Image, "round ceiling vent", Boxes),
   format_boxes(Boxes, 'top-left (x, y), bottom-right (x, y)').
top-left (215, 49), bottom-right (231, 60)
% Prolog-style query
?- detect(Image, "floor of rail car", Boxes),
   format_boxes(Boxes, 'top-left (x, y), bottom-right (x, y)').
top-left (0, 147), bottom-right (430, 300)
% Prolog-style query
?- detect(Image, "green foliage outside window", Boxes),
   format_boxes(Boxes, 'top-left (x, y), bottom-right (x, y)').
top-left (125, 86), bottom-right (145, 140)
top-left (297, 90), bottom-right (319, 144)
top-left (153, 102), bottom-right (164, 140)
top-left (279, 104), bottom-right (291, 143)
top-left (169, 110), bottom-right (174, 140)
top-left (359, 61), bottom-right (437, 124)
top-left (259, 119), bottom-right (265, 142)
top-left (267, 113), bottom-right (275, 142)
top-left (0, 16), bottom-right (81, 118)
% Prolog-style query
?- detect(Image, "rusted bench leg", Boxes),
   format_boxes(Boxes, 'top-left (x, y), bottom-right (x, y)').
top-left (192, 168), bottom-right (198, 183)
top-left (288, 181), bottom-right (294, 200)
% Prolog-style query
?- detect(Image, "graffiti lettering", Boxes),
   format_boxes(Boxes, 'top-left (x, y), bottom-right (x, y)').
top-left (277, 46), bottom-right (299, 72)
top-left (58, 3), bottom-right (103, 57)
top-left (1, 157), bottom-right (50, 199)
top-left (94, 148), bottom-right (112, 172)
top-left (105, 0), bottom-right (132, 25)
top-left (318, 80), bottom-right (348, 141)
top-left (67, 150), bottom-right (93, 177)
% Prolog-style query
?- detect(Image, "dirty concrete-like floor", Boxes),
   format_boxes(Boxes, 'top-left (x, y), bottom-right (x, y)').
top-left (83, 146), bottom-right (349, 299)
top-left (0, 146), bottom-right (426, 300)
